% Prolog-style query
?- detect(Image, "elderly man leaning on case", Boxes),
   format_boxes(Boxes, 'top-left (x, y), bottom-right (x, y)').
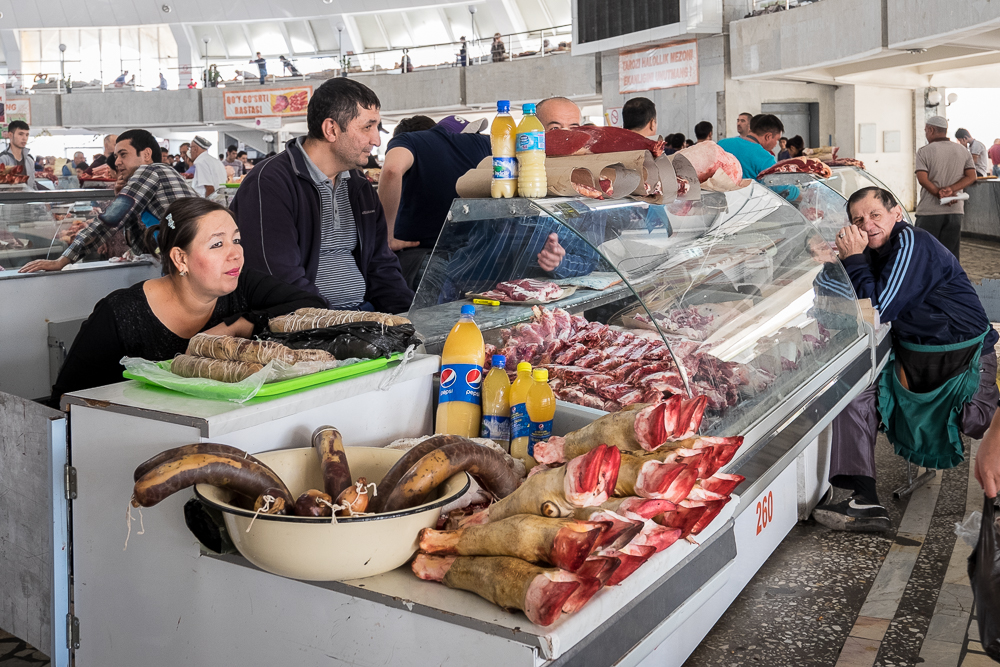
top-left (812, 187), bottom-right (998, 532)
top-left (914, 116), bottom-right (977, 260)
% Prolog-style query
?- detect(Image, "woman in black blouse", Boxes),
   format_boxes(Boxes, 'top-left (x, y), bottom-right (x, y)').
top-left (52, 197), bottom-right (325, 402)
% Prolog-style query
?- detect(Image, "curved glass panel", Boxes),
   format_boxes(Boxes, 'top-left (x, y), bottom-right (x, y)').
top-left (0, 190), bottom-right (119, 271)
top-left (409, 184), bottom-right (864, 437)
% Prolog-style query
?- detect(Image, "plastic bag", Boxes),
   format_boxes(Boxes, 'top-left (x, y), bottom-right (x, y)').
top-left (120, 356), bottom-right (348, 403)
top-left (968, 496), bottom-right (1000, 659)
top-left (259, 322), bottom-right (421, 360)
top-left (956, 510), bottom-right (983, 547)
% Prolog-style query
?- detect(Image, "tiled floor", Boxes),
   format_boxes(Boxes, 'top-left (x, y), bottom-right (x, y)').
top-left (4, 238), bottom-right (1000, 666)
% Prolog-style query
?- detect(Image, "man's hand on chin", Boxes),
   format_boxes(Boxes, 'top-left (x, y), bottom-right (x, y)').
top-left (835, 225), bottom-right (868, 258)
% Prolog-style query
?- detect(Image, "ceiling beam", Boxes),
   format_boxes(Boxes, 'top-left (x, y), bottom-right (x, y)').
top-left (374, 13), bottom-right (392, 49)
top-left (536, 0), bottom-right (554, 28)
top-left (500, 0), bottom-right (528, 34)
top-left (341, 15), bottom-right (364, 55)
top-left (304, 20), bottom-right (320, 54)
top-left (214, 24), bottom-right (229, 59)
top-left (240, 24), bottom-right (254, 59)
top-left (400, 12), bottom-right (417, 48)
top-left (437, 8), bottom-right (457, 43)
top-left (824, 45), bottom-right (989, 78)
top-left (917, 50), bottom-right (1000, 74)
top-left (276, 20), bottom-right (295, 57)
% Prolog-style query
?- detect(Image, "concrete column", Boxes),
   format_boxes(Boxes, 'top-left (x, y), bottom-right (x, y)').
top-left (834, 85), bottom-right (856, 158)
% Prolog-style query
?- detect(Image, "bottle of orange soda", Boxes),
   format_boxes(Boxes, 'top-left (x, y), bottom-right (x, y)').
top-left (435, 305), bottom-right (485, 438)
top-left (526, 368), bottom-right (555, 470)
top-left (480, 355), bottom-right (511, 450)
top-left (509, 362), bottom-right (534, 465)
top-left (491, 100), bottom-right (517, 198)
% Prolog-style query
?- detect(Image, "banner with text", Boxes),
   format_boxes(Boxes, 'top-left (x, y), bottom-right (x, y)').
top-left (6, 99), bottom-right (29, 124)
top-left (619, 41), bottom-right (698, 94)
top-left (223, 86), bottom-right (312, 119)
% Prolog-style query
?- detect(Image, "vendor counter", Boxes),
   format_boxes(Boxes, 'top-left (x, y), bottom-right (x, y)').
top-left (0, 320), bottom-right (889, 667)
top-left (960, 178), bottom-right (1000, 241)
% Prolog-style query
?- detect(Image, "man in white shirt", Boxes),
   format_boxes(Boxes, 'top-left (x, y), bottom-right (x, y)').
top-left (189, 135), bottom-right (228, 197)
top-left (955, 128), bottom-right (990, 177)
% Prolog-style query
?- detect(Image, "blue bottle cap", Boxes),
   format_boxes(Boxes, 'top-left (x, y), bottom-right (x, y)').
top-left (497, 100), bottom-right (510, 112)
top-left (460, 304), bottom-right (476, 316)
top-left (522, 103), bottom-right (536, 114)
top-left (491, 355), bottom-right (506, 368)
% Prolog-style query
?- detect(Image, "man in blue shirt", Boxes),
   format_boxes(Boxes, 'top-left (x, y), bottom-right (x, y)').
top-left (718, 114), bottom-right (784, 180)
top-left (380, 115), bottom-right (492, 289)
top-left (250, 53), bottom-right (267, 85)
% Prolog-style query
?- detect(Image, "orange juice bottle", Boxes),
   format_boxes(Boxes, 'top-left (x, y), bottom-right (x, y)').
top-left (435, 305), bottom-right (485, 437)
top-left (508, 362), bottom-right (534, 465)
top-left (525, 368), bottom-right (555, 470)
top-left (480, 355), bottom-right (511, 450)
top-left (491, 100), bottom-right (517, 198)
top-left (516, 102), bottom-right (547, 198)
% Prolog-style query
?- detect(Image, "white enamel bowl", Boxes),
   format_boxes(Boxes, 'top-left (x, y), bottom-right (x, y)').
top-left (195, 446), bottom-right (469, 581)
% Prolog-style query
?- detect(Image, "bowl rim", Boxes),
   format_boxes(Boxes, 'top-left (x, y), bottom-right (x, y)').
top-left (194, 471), bottom-right (471, 524)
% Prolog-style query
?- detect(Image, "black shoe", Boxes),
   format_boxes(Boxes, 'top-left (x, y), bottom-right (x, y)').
top-left (812, 497), bottom-right (890, 533)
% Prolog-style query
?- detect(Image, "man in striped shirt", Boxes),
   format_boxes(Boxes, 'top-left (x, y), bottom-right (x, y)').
top-left (813, 187), bottom-right (997, 532)
top-left (20, 129), bottom-right (197, 272)
top-left (232, 78), bottom-right (411, 314)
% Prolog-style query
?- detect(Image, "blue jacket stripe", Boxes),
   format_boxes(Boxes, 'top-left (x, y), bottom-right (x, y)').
top-left (879, 228), bottom-right (914, 310)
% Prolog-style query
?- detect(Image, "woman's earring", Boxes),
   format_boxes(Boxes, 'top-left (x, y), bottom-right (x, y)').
top-left (179, 270), bottom-right (188, 277)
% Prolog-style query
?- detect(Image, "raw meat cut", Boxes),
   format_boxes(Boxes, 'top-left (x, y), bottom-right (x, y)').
top-left (485, 279), bottom-right (565, 303)
top-left (758, 157), bottom-right (832, 179)
top-left (545, 127), bottom-right (666, 158)
top-left (825, 157), bottom-right (866, 170)
top-left (677, 141), bottom-right (743, 183)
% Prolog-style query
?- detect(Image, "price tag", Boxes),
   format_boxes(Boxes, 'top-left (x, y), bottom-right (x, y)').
top-left (755, 490), bottom-right (774, 535)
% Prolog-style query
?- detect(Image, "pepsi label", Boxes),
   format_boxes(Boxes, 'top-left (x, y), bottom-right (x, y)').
top-left (528, 419), bottom-right (554, 457)
top-left (510, 403), bottom-right (530, 439)
top-left (439, 363), bottom-right (484, 404)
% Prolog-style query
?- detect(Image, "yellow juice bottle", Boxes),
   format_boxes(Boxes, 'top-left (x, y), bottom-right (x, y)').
top-left (508, 362), bottom-right (534, 464)
top-left (491, 100), bottom-right (517, 198)
top-left (516, 102), bottom-right (547, 198)
top-left (480, 355), bottom-right (511, 450)
top-left (525, 368), bottom-right (555, 470)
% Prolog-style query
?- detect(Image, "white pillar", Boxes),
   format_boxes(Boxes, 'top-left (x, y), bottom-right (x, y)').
top-left (169, 24), bottom-right (199, 88)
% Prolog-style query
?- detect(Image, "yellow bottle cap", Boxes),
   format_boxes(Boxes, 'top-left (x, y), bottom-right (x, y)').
top-left (532, 369), bottom-right (549, 382)
top-left (517, 362), bottom-right (532, 373)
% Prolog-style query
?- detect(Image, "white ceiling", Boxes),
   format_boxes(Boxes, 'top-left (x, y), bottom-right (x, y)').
top-left (5, 0), bottom-right (572, 58)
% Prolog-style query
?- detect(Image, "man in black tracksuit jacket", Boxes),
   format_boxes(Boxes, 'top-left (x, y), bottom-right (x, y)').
top-left (813, 187), bottom-right (998, 532)
top-left (230, 78), bottom-right (412, 314)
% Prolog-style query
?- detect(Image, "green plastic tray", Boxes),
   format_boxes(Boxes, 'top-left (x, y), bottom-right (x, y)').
top-left (123, 354), bottom-right (399, 399)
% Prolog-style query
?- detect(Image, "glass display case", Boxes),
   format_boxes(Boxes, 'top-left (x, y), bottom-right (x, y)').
top-left (759, 165), bottom-right (913, 243)
top-left (0, 189), bottom-right (117, 271)
top-left (407, 181), bottom-right (865, 438)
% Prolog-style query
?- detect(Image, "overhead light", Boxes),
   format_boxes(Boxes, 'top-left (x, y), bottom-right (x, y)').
top-left (926, 90), bottom-right (942, 106)
top-left (161, 4), bottom-right (171, 12)
top-left (947, 92), bottom-right (959, 105)
top-left (323, 0), bottom-right (334, 4)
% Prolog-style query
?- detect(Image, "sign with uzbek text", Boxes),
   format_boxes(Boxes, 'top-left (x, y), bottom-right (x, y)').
top-left (619, 41), bottom-right (698, 94)
top-left (6, 99), bottom-right (29, 125)
top-left (223, 86), bottom-right (312, 119)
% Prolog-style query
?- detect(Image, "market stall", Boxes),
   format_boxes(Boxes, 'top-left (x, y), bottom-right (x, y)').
top-left (959, 177), bottom-right (1000, 241)
top-left (0, 189), bottom-right (160, 399)
top-left (759, 164), bottom-right (914, 244)
top-left (0, 182), bottom-right (892, 667)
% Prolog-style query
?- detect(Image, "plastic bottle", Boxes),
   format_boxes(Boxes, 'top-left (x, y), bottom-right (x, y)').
top-left (480, 355), bottom-right (511, 451)
top-left (516, 102), bottom-right (547, 198)
top-left (508, 362), bottom-right (534, 465)
top-left (491, 100), bottom-right (517, 199)
top-left (525, 368), bottom-right (556, 470)
top-left (435, 305), bottom-right (485, 437)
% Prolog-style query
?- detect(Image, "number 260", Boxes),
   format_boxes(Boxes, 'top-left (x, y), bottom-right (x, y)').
top-left (755, 491), bottom-right (774, 535)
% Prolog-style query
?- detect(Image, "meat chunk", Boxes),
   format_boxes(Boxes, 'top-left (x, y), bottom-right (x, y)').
top-left (545, 127), bottom-right (666, 158)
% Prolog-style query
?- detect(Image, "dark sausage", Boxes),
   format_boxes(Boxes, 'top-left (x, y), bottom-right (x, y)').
top-left (335, 477), bottom-right (370, 516)
top-left (312, 426), bottom-right (352, 499)
top-left (134, 443), bottom-right (266, 482)
top-left (382, 442), bottom-right (521, 513)
top-left (369, 434), bottom-right (467, 513)
top-left (132, 453), bottom-right (294, 508)
top-left (293, 489), bottom-right (333, 517)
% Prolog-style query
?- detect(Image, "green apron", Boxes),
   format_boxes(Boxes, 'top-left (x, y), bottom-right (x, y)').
top-left (877, 329), bottom-right (989, 470)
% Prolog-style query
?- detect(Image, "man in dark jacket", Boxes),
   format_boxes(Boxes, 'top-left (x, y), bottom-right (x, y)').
top-left (813, 187), bottom-right (998, 532)
top-left (230, 78), bottom-right (412, 314)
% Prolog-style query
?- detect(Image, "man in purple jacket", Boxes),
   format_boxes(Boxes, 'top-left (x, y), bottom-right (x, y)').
top-left (231, 78), bottom-right (413, 314)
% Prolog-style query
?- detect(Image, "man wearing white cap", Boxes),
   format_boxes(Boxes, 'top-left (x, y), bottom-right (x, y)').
top-left (914, 115), bottom-right (977, 260)
top-left (189, 135), bottom-right (228, 198)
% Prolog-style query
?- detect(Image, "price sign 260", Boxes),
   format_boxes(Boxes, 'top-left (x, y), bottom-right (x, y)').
top-left (755, 490), bottom-right (774, 535)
